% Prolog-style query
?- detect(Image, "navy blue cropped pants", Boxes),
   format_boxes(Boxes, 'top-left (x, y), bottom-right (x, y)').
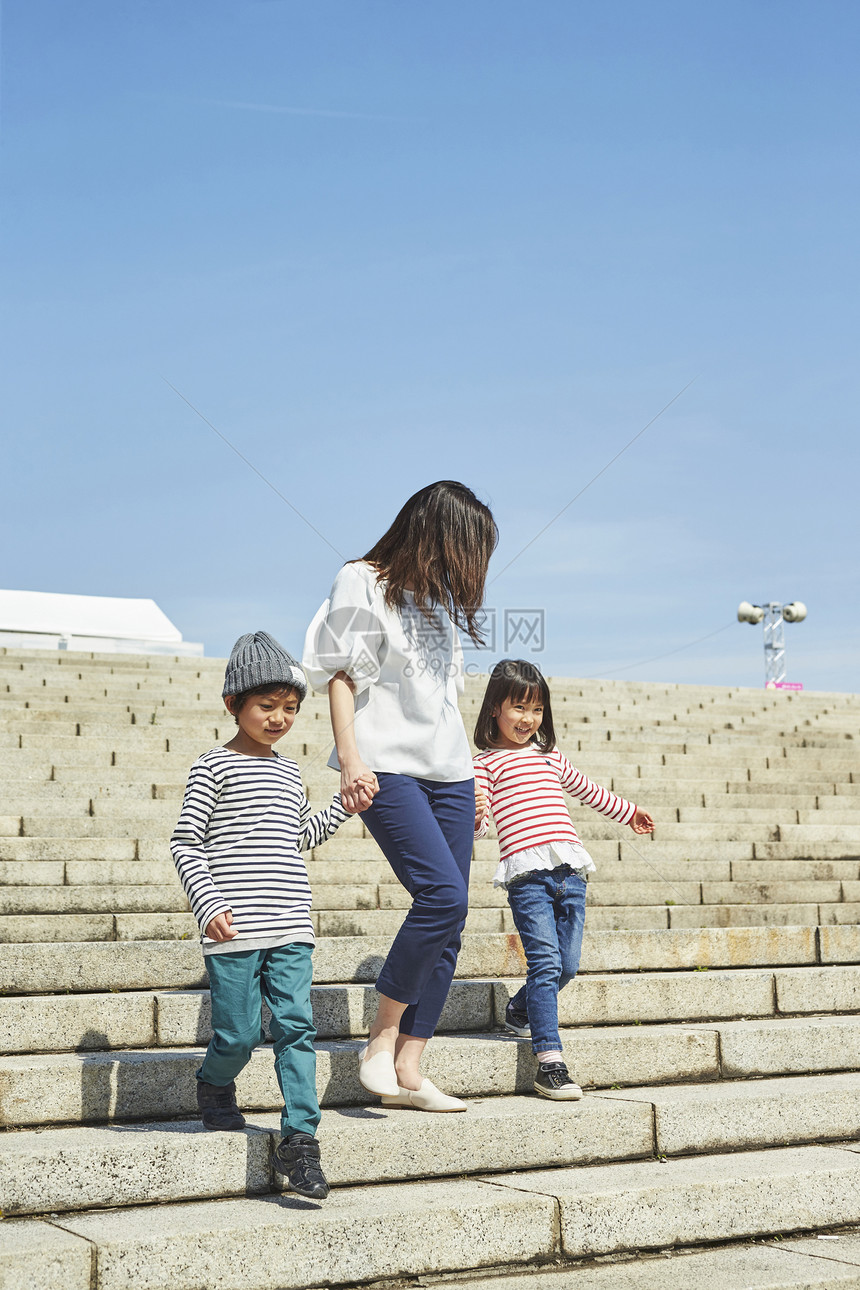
top-left (361, 773), bottom-right (475, 1039)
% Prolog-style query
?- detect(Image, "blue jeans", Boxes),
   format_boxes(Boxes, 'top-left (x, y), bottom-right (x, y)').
top-left (361, 773), bottom-right (474, 1039)
top-left (506, 865), bottom-right (587, 1054)
top-left (198, 943), bottom-right (319, 1137)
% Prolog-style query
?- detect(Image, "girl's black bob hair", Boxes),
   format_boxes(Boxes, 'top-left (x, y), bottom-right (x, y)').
top-left (473, 659), bottom-right (556, 754)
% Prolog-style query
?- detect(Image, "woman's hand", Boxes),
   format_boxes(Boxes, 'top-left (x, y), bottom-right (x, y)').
top-left (630, 808), bottom-right (654, 835)
top-left (329, 672), bottom-right (378, 811)
top-left (205, 910), bottom-right (236, 941)
top-left (340, 757), bottom-right (380, 813)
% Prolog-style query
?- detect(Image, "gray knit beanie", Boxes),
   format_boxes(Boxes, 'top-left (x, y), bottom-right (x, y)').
top-left (222, 630), bottom-right (308, 701)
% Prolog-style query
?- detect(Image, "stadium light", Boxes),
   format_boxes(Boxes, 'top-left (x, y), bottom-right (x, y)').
top-left (737, 601), bottom-right (807, 688)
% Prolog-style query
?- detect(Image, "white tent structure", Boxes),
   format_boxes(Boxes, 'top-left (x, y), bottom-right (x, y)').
top-left (0, 590), bottom-right (203, 656)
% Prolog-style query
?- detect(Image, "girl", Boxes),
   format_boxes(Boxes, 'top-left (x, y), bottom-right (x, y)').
top-left (303, 481), bottom-right (498, 1112)
top-left (473, 659), bottom-right (654, 1100)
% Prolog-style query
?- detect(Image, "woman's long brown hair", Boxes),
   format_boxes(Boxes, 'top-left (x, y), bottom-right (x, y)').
top-left (361, 481), bottom-right (498, 644)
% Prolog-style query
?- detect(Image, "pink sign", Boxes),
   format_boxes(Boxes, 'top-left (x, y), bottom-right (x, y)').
top-left (775, 681), bottom-right (803, 691)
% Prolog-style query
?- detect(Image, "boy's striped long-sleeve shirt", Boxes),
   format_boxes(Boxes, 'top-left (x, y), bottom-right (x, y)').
top-left (170, 746), bottom-right (348, 953)
top-left (473, 745), bottom-right (636, 861)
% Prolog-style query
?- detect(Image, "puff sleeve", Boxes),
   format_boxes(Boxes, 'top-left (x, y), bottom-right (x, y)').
top-left (303, 562), bottom-right (387, 697)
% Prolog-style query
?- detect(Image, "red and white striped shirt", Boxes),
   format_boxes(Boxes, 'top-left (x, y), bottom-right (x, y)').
top-left (473, 745), bottom-right (636, 861)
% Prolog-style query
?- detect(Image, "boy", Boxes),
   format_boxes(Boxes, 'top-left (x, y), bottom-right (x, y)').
top-left (171, 630), bottom-right (360, 1200)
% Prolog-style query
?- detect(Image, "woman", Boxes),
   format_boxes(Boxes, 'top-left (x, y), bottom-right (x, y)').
top-left (303, 480), bottom-right (497, 1111)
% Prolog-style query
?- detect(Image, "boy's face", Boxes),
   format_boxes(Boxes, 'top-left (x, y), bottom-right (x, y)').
top-left (227, 689), bottom-right (301, 755)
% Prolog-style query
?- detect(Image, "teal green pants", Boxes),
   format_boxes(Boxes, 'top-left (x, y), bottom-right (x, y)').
top-left (198, 942), bottom-right (320, 1137)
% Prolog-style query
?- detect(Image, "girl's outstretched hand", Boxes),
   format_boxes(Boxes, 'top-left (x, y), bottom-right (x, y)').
top-left (474, 786), bottom-right (489, 831)
top-left (630, 808), bottom-right (654, 835)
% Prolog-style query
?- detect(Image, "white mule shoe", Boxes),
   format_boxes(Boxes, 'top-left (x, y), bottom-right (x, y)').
top-left (381, 1078), bottom-right (467, 1112)
top-left (358, 1045), bottom-right (399, 1097)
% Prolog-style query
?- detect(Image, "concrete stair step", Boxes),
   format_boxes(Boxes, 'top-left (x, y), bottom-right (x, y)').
top-left (46, 765), bottom-right (209, 784)
top-left (734, 860), bottom-right (860, 881)
top-left (3, 900), bottom-right (859, 942)
top-left (0, 980), bottom-right (491, 1054)
top-left (0, 913), bottom-right (197, 942)
top-left (2, 925), bottom-right (849, 996)
top-left (13, 812), bottom-right (364, 840)
top-left (18, 958), bottom-right (855, 1055)
top-left (707, 791), bottom-right (831, 808)
top-left (596, 1071), bottom-right (860, 1152)
top-left (600, 903), bottom-right (860, 929)
top-left (15, 800), bottom-right (180, 818)
top-left (0, 837), bottom-right (139, 861)
top-left (5, 1011), bottom-right (860, 1129)
top-left (0, 859), bottom-right (182, 886)
top-left (778, 827), bottom-right (860, 846)
top-left (0, 885), bottom-right (190, 914)
top-left (122, 996), bottom-right (860, 1075)
top-left (798, 810), bottom-right (860, 824)
top-left (725, 780), bottom-right (860, 795)
top-left (3, 781), bottom-right (174, 802)
top-left (8, 1143), bottom-right (860, 1290)
top-left (679, 805), bottom-right (860, 825)
top-left (667, 903), bottom-right (819, 927)
top-left (0, 907), bottom-right (517, 943)
top-left (754, 841), bottom-right (860, 861)
top-left (422, 1235), bottom-right (860, 1290)
top-left (820, 903), bottom-right (860, 926)
top-left (0, 1091), bottom-right (654, 1215)
top-left (616, 840), bottom-right (755, 860)
top-left (702, 880), bottom-right (844, 904)
top-left (484, 1144), bottom-right (860, 1260)
top-left (18, 816), bottom-right (174, 839)
top-left (14, 777), bottom-right (860, 829)
top-left (5, 952), bottom-right (854, 1051)
top-left (5, 1003), bottom-right (860, 1121)
top-left (0, 854), bottom-right (784, 895)
top-left (744, 766), bottom-right (858, 784)
top-left (0, 1033), bottom-right (693, 1127)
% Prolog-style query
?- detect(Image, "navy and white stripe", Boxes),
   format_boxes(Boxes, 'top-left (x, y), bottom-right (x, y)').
top-left (170, 746), bottom-right (348, 947)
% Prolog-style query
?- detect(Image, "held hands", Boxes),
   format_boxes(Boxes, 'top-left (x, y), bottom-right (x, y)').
top-left (340, 759), bottom-right (380, 814)
top-left (205, 910), bottom-right (236, 942)
top-left (474, 785), bottom-right (489, 831)
top-left (630, 807), bottom-right (655, 835)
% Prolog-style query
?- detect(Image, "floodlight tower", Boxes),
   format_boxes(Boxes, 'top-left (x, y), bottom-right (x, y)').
top-left (737, 601), bottom-right (807, 687)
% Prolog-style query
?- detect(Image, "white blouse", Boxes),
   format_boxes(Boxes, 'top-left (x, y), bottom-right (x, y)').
top-left (303, 561), bottom-right (474, 783)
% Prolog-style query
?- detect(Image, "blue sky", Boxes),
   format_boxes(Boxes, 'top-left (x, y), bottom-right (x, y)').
top-left (2, 1), bottom-right (858, 691)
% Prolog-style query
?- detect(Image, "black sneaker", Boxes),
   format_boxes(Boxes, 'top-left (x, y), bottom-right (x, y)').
top-left (534, 1062), bottom-right (583, 1101)
top-left (196, 1079), bottom-right (246, 1131)
top-left (504, 1000), bottom-right (530, 1037)
top-left (274, 1132), bottom-right (330, 1200)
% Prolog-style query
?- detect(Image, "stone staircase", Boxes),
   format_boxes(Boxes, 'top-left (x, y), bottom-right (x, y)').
top-left (3, 646), bottom-right (860, 1290)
